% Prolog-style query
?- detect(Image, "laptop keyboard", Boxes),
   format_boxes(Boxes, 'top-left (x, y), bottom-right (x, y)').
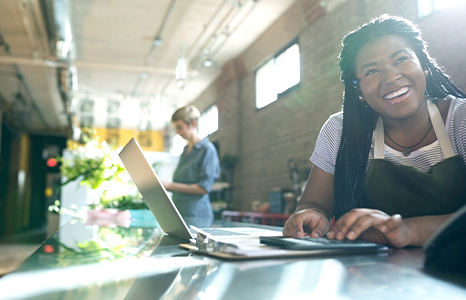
top-left (189, 228), bottom-right (248, 236)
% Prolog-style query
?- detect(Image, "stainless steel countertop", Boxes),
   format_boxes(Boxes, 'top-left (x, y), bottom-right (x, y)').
top-left (0, 218), bottom-right (465, 300)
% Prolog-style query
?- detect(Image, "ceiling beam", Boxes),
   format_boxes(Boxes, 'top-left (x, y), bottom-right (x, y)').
top-left (0, 56), bottom-right (199, 76)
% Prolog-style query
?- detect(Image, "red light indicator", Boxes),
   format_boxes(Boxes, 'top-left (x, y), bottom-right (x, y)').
top-left (47, 158), bottom-right (58, 167)
top-left (43, 244), bottom-right (54, 253)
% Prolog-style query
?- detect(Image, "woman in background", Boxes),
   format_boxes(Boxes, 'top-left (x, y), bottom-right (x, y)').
top-left (162, 105), bottom-right (220, 228)
top-left (283, 14), bottom-right (466, 247)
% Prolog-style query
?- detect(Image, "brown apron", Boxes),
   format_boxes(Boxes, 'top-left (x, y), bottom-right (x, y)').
top-left (365, 100), bottom-right (466, 218)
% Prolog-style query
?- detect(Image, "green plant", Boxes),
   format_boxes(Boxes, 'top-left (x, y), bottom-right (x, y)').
top-left (58, 138), bottom-right (125, 190)
top-left (90, 194), bottom-right (148, 210)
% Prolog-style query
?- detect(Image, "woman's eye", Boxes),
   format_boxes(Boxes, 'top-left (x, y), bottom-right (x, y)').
top-left (364, 69), bottom-right (377, 77)
top-left (395, 56), bottom-right (408, 64)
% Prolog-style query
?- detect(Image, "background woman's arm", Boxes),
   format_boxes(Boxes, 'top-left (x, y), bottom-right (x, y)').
top-left (162, 181), bottom-right (208, 194)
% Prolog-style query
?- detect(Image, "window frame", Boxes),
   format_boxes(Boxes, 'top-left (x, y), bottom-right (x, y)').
top-left (198, 104), bottom-right (218, 139)
top-left (417, 0), bottom-right (459, 19)
top-left (254, 39), bottom-right (301, 110)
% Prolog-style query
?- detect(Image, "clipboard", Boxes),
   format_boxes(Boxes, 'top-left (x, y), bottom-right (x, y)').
top-left (179, 239), bottom-right (391, 261)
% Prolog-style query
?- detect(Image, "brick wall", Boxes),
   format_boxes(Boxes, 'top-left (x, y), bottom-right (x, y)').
top-left (193, 0), bottom-right (466, 211)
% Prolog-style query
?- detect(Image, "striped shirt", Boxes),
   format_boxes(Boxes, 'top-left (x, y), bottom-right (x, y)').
top-left (310, 96), bottom-right (466, 174)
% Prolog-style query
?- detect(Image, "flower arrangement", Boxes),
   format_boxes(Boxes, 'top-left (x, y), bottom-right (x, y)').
top-left (58, 129), bottom-right (125, 190)
top-left (90, 194), bottom-right (148, 210)
top-left (55, 128), bottom-right (155, 214)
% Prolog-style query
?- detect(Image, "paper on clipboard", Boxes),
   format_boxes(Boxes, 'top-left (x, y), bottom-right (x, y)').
top-left (179, 238), bottom-right (390, 260)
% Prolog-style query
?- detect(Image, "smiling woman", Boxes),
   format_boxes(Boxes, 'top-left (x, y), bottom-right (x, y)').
top-left (355, 35), bottom-right (428, 122)
top-left (283, 14), bottom-right (466, 248)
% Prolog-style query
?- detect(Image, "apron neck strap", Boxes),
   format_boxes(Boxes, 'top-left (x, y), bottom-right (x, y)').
top-left (374, 100), bottom-right (455, 159)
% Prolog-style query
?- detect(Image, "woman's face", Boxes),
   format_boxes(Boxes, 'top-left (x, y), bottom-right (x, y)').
top-left (172, 119), bottom-right (195, 140)
top-left (354, 35), bottom-right (427, 121)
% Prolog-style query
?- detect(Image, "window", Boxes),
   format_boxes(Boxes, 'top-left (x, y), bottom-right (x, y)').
top-left (170, 135), bottom-right (185, 157)
top-left (169, 105), bottom-right (218, 156)
top-left (198, 105), bottom-right (218, 139)
top-left (418, 0), bottom-right (461, 18)
top-left (255, 43), bottom-right (300, 109)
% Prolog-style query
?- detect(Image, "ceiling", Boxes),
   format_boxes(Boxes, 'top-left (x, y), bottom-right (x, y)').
top-left (0, 0), bottom-right (297, 136)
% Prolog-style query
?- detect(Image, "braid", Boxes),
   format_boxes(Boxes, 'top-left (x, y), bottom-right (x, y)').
top-left (334, 82), bottom-right (375, 219)
top-left (423, 60), bottom-right (466, 99)
top-left (333, 14), bottom-right (466, 220)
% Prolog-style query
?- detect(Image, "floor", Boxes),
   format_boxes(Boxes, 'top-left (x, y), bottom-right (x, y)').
top-left (0, 228), bottom-right (46, 277)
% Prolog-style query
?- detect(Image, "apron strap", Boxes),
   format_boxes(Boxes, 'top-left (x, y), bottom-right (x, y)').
top-left (427, 100), bottom-right (456, 159)
top-left (374, 117), bottom-right (385, 159)
top-left (373, 100), bottom-right (455, 159)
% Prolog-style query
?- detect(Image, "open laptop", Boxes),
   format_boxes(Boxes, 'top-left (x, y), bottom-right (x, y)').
top-left (118, 138), bottom-right (282, 242)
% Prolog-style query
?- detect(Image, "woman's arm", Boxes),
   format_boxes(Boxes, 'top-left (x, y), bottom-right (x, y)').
top-left (163, 142), bottom-right (219, 196)
top-left (403, 214), bottom-right (453, 246)
top-left (161, 181), bottom-right (208, 194)
top-left (296, 165), bottom-right (335, 219)
top-left (283, 166), bottom-right (335, 238)
top-left (328, 209), bottom-right (453, 248)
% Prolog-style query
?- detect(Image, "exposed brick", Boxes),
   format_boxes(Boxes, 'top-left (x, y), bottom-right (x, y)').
top-left (193, 0), bottom-right (466, 212)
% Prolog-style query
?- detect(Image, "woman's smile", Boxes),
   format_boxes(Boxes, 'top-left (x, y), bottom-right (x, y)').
top-left (355, 35), bottom-right (427, 121)
top-left (384, 86), bottom-right (409, 101)
top-left (383, 86), bottom-right (412, 105)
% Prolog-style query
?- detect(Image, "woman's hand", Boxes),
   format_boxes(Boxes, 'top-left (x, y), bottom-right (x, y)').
top-left (160, 180), bottom-right (207, 194)
top-left (328, 208), bottom-right (410, 248)
top-left (283, 209), bottom-right (331, 238)
top-left (161, 180), bottom-right (172, 190)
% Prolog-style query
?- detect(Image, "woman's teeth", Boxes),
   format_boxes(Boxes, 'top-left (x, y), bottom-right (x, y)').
top-left (384, 87), bottom-right (409, 100)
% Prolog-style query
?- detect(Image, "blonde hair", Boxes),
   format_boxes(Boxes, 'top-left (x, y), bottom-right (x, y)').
top-left (171, 105), bottom-right (201, 125)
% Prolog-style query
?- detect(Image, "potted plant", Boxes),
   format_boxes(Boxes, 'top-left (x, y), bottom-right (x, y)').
top-left (56, 128), bottom-right (154, 225)
top-left (58, 134), bottom-right (125, 191)
top-left (86, 194), bottom-right (154, 226)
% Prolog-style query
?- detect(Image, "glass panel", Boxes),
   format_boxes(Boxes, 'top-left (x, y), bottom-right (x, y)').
top-left (275, 44), bottom-right (300, 94)
top-left (256, 59), bottom-right (278, 109)
top-left (418, 0), bottom-right (461, 18)
top-left (435, 0), bottom-right (461, 9)
top-left (418, 0), bottom-right (434, 18)
top-left (255, 43), bottom-right (300, 109)
top-left (199, 105), bottom-right (218, 139)
top-left (170, 135), bottom-right (186, 157)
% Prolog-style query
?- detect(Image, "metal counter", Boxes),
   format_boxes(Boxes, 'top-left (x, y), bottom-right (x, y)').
top-left (0, 218), bottom-right (465, 300)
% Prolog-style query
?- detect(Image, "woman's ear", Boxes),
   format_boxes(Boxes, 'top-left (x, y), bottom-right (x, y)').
top-left (357, 89), bottom-right (365, 102)
top-left (190, 119), bottom-right (198, 128)
top-left (353, 79), bottom-right (365, 102)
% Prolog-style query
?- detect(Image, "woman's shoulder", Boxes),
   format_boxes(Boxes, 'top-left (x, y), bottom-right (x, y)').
top-left (445, 95), bottom-right (466, 124)
top-left (321, 111), bottom-right (344, 131)
top-left (315, 111), bottom-right (344, 145)
top-left (199, 138), bottom-right (218, 154)
top-left (328, 110), bottom-right (344, 120)
top-left (442, 94), bottom-right (466, 108)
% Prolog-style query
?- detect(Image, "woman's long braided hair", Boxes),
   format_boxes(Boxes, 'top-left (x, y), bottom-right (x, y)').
top-left (333, 14), bottom-right (466, 220)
